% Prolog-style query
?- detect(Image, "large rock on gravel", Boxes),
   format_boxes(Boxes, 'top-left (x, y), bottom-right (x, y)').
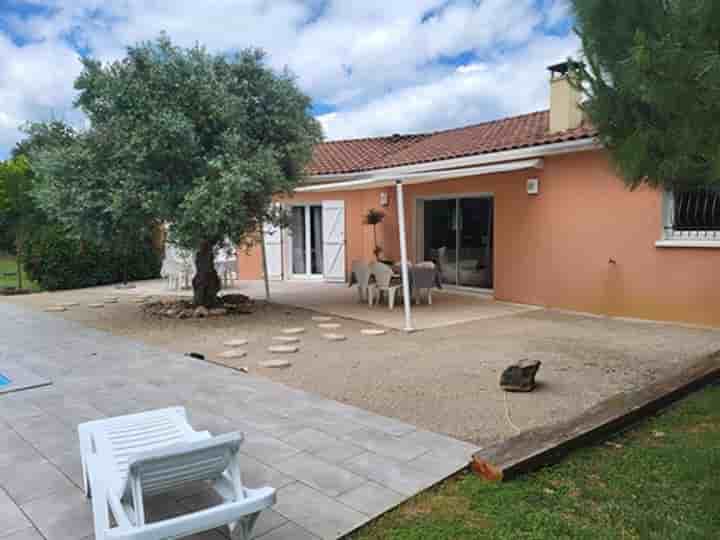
top-left (500, 359), bottom-right (541, 392)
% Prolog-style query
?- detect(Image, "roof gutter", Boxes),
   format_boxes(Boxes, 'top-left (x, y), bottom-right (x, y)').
top-left (303, 136), bottom-right (598, 184)
top-left (296, 158), bottom-right (543, 193)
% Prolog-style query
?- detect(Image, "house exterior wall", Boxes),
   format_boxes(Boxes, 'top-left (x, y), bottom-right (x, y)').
top-left (237, 187), bottom-right (400, 280)
top-left (237, 150), bottom-right (720, 327)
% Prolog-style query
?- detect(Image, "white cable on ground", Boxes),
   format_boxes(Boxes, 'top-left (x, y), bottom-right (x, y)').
top-left (503, 391), bottom-right (522, 434)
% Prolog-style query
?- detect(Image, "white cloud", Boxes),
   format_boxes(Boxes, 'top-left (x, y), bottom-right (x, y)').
top-left (0, 0), bottom-right (577, 155)
top-left (318, 33), bottom-right (581, 140)
top-left (0, 32), bottom-right (83, 155)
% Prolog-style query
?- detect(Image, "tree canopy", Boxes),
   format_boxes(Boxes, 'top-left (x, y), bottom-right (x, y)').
top-left (31, 34), bottom-right (322, 305)
top-left (571, 0), bottom-right (720, 189)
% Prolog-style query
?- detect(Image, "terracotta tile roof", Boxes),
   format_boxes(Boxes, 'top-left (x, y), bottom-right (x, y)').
top-left (307, 110), bottom-right (597, 176)
top-left (307, 133), bottom-right (430, 175)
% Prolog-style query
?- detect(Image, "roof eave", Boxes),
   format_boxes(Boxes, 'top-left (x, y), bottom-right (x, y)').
top-left (303, 135), bottom-right (599, 184)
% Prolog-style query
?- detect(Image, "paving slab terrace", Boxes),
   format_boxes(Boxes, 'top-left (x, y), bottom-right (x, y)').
top-left (0, 302), bottom-right (478, 540)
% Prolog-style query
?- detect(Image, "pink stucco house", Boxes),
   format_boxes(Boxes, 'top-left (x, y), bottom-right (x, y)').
top-left (238, 62), bottom-right (720, 328)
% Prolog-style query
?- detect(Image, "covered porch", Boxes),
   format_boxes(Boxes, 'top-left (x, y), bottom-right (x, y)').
top-left (252, 157), bottom-right (546, 331)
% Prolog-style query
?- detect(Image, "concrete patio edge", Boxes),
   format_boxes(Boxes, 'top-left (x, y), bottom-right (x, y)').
top-left (472, 350), bottom-right (720, 480)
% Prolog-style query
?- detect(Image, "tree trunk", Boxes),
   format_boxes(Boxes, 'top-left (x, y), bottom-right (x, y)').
top-left (122, 234), bottom-right (129, 286)
top-left (15, 232), bottom-right (22, 290)
top-left (192, 241), bottom-right (221, 307)
top-left (260, 230), bottom-right (271, 301)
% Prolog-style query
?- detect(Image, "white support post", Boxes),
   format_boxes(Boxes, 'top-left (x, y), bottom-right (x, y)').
top-left (395, 180), bottom-right (414, 332)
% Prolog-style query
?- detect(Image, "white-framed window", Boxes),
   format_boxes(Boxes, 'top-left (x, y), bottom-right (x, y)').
top-left (657, 188), bottom-right (720, 248)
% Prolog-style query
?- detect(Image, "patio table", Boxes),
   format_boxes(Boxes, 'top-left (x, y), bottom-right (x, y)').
top-left (348, 263), bottom-right (442, 291)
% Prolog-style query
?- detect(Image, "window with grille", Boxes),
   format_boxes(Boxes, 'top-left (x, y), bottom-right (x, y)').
top-left (663, 188), bottom-right (720, 241)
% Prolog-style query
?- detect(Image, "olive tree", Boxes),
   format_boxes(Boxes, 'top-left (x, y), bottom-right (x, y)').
top-left (32, 35), bottom-right (322, 306)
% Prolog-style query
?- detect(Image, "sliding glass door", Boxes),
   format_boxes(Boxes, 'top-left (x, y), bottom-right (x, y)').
top-left (290, 205), bottom-right (324, 277)
top-left (423, 196), bottom-right (493, 289)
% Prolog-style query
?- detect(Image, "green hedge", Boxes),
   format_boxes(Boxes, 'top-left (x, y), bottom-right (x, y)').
top-left (23, 225), bottom-right (162, 291)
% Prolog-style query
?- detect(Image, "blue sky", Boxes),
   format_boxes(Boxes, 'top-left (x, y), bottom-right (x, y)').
top-left (0, 0), bottom-right (578, 158)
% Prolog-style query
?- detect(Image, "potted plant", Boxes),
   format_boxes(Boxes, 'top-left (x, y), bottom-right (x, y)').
top-left (364, 208), bottom-right (386, 261)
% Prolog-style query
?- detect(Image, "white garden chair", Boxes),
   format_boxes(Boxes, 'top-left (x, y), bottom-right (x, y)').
top-left (161, 245), bottom-right (195, 290)
top-left (351, 260), bottom-right (374, 302)
top-left (215, 242), bottom-right (238, 289)
top-left (369, 262), bottom-right (403, 309)
top-left (79, 407), bottom-right (275, 540)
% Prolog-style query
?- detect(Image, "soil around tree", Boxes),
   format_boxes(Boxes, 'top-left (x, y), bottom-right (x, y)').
top-left (0, 287), bottom-right (32, 296)
top-left (141, 294), bottom-right (254, 319)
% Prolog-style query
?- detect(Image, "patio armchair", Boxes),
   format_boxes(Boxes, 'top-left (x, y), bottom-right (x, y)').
top-left (351, 260), bottom-right (374, 302)
top-left (369, 261), bottom-right (403, 309)
top-left (410, 264), bottom-right (436, 305)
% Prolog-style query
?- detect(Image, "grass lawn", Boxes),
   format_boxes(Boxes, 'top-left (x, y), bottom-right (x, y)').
top-left (0, 255), bottom-right (40, 291)
top-left (355, 382), bottom-right (720, 540)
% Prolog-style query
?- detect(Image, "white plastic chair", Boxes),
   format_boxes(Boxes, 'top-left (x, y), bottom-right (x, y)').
top-left (215, 241), bottom-right (238, 289)
top-left (369, 262), bottom-right (403, 309)
top-left (79, 407), bottom-right (275, 540)
top-left (162, 245), bottom-right (195, 290)
top-left (215, 258), bottom-right (238, 289)
top-left (351, 260), bottom-right (374, 302)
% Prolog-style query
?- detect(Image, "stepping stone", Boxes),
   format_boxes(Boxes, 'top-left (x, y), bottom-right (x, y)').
top-left (259, 359), bottom-right (292, 368)
top-left (323, 333), bottom-right (347, 342)
top-left (361, 328), bottom-right (387, 336)
top-left (103, 297), bottom-right (119, 303)
top-left (60, 302), bottom-right (79, 308)
top-left (218, 350), bottom-right (247, 359)
top-left (267, 345), bottom-right (299, 354)
top-left (272, 336), bottom-right (300, 344)
top-left (131, 298), bottom-right (148, 303)
top-left (223, 339), bottom-right (248, 347)
top-left (311, 316), bottom-right (333, 322)
top-left (88, 303), bottom-right (105, 308)
top-left (317, 322), bottom-right (341, 330)
top-left (281, 327), bottom-right (305, 335)
top-left (223, 339), bottom-right (249, 347)
top-left (45, 306), bottom-right (67, 312)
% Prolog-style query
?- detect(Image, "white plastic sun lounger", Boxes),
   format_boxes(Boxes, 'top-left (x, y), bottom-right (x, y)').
top-left (78, 407), bottom-right (275, 540)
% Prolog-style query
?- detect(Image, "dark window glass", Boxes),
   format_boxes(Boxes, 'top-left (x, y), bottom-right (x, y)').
top-left (673, 189), bottom-right (720, 231)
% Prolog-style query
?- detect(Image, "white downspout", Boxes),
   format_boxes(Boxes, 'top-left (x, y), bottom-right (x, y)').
top-left (395, 180), bottom-right (414, 332)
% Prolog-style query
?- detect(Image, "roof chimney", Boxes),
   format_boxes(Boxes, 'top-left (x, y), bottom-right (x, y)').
top-left (548, 60), bottom-right (583, 133)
